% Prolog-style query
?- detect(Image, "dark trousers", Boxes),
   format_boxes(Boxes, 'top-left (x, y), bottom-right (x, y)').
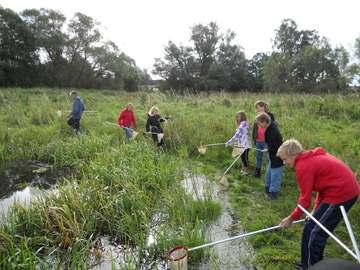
top-left (67, 117), bottom-right (80, 131)
top-left (241, 148), bottom-right (249, 167)
top-left (301, 196), bottom-right (358, 269)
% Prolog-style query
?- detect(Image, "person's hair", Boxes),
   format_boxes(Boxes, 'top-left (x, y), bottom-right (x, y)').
top-left (69, 90), bottom-right (77, 96)
top-left (148, 106), bottom-right (159, 116)
top-left (235, 111), bottom-right (247, 126)
top-left (254, 100), bottom-right (269, 112)
top-left (277, 139), bottom-right (304, 157)
top-left (255, 112), bottom-right (271, 124)
top-left (126, 103), bottom-right (133, 109)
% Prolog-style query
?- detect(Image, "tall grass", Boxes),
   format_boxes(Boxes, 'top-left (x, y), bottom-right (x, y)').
top-left (0, 88), bottom-right (359, 268)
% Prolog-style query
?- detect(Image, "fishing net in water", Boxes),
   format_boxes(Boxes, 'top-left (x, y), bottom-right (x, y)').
top-left (168, 246), bottom-right (188, 270)
top-left (219, 175), bottom-right (229, 189)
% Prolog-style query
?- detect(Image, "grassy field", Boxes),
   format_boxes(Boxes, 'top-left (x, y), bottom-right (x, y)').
top-left (0, 88), bottom-right (359, 269)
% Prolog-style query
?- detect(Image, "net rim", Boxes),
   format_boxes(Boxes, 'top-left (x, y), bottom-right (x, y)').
top-left (168, 245), bottom-right (188, 261)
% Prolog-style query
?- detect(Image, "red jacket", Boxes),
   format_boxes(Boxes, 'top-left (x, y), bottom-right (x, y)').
top-left (117, 109), bottom-right (136, 129)
top-left (290, 147), bottom-right (360, 220)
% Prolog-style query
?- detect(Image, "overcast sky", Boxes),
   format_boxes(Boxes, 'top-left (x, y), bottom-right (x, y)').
top-left (2, 0), bottom-right (360, 74)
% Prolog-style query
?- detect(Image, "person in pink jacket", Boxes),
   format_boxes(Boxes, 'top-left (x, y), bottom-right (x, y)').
top-left (277, 139), bottom-right (359, 269)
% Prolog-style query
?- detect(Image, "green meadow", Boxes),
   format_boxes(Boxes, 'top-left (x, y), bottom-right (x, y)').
top-left (0, 88), bottom-right (359, 269)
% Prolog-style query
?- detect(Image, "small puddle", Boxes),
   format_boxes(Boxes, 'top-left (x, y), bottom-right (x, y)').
top-left (89, 236), bottom-right (167, 270)
top-left (89, 173), bottom-right (256, 269)
top-left (182, 174), bottom-right (256, 270)
top-left (0, 160), bottom-right (67, 220)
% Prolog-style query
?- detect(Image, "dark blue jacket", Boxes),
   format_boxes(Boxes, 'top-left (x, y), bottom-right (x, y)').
top-left (265, 121), bottom-right (283, 168)
top-left (71, 96), bottom-right (85, 119)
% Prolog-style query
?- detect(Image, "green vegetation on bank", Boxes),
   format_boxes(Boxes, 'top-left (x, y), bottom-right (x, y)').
top-left (0, 88), bottom-right (359, 269)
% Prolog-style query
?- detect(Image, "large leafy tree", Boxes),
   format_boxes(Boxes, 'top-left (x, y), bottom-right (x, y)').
top-left (248, 52), bottom-right (268, 91)
top-left (0, 7), bottom-right (39, 86)
top-left (264, 18), bottom-right (346, 91)
top-left (21, 8), bottom-right (68, 86)
top-left (154, 22), bottom-right (248, 91)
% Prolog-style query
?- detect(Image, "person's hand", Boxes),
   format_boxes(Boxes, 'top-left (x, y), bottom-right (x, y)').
top-left (305, 209), bottom-right (315, 222)
top-left (279, 216), bottom-right (293, 228)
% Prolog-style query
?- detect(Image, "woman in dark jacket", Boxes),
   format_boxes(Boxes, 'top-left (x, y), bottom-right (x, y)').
top-left (255, 112), bottom-right (283, 199)
top-left (146, 106), bottom-right (166, 146)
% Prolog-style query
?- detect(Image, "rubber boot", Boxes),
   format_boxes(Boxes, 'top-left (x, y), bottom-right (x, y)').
top-left (253, 167), bottom-right (261, 178)
top-left (268, 192), bottom-right (278, 200)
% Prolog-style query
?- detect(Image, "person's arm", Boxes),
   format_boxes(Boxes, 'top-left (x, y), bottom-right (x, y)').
top-left (226, 127), bottom-right (243, 146)
top-left (314, 192), bottom-right (322, 210)
top-left (131, 112), bottom-right (137, 129)
top-left (145, 117), bottom-right (150, 132)
top-left (280, 163), bottom-right (315, 227)
top-left (291, 166), bottom-right (315, 220)
top-left (118, 111), bottom-right (124, 126)
top-left (159, 116), bottom-right (166, 123)
top-left (252, 122), bottom-right (257, 144)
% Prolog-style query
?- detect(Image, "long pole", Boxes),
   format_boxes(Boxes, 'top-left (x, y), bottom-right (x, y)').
top-left (189, 219), bottom-right (304, 252)
top-left (340, 205), bottom-right (360, 263)
top-left (233, 145), bottom-right (268, 152)
top-left (204, 143), bottom-right (226, 147)
top-left (298, 204), bottom-right (358, 260)
top-left (222, 154), bottom-right (242, 176)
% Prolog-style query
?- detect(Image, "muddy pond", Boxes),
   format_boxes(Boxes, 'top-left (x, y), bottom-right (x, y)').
top-left (0, 160), bottom-right (68, 220)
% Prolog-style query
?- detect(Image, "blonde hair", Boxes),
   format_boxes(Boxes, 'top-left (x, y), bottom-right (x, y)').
top-left (235, 111), bottom-right (247, 126)
top-left (277, 139), bottom-right (304, 157)
top-left (148, 106), bottom-right (159, 116)
top-left (126, 103), bottom-right (133, 109)
top-left (254, 100), bottom-right (269, 112)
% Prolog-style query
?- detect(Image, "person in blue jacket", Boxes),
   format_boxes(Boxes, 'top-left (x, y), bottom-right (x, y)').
top-left (67, 91), bottom-right (85, 134)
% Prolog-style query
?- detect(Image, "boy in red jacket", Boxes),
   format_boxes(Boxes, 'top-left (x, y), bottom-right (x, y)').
top-left (277, 139), bottom-right (359, 269)
top-left (117, 103), bottom-right (137, 140)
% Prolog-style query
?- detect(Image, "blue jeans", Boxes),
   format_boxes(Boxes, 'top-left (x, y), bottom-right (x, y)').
top-left (301, 196), bottom-right (358, 269)
top-left (265, 161), bottom-right (283, 193)
top-left (255, 141), bottom-right (267, 169)
top-left (123, 127), bottom-right (133, 140)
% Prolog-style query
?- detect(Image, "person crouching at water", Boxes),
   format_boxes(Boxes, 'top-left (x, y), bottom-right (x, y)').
top-left (277, 139), bottom-right (360, 270)
top-left (225, 111), bottom-right (251, 175)
top-left (67, 91), bottom-right (85, 135)
top-left (255, 112), bottom-right (283, 199)
top-left (146, 106), bottom-right (165, 146)
top-left (117, 103), bottom-right (137, 140)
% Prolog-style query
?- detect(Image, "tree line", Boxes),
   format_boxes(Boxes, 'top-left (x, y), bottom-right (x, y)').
top-left (0, 6), bottom-right (150, 90)
top-left (154, 20), bottom-right (360, 92)
top-left (1, 5), bottom-right (360, 92)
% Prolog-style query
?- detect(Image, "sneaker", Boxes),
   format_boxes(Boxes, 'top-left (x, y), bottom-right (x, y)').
top-left (294, 262), bottom-right (303, 270)
top-left (240, 170), bottom-right (248, 175)
top-left (267, 192), bottom-right (278, 200)
top-left (253, 168), bottom-right (261, 178)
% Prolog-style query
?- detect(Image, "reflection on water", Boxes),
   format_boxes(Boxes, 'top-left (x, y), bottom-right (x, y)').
top-left (0, 160), bottom-right (66, 221)
top-left (182, 174), bottom-right (256, 270)
top-left (0, 186), bottom-right (43, 220)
